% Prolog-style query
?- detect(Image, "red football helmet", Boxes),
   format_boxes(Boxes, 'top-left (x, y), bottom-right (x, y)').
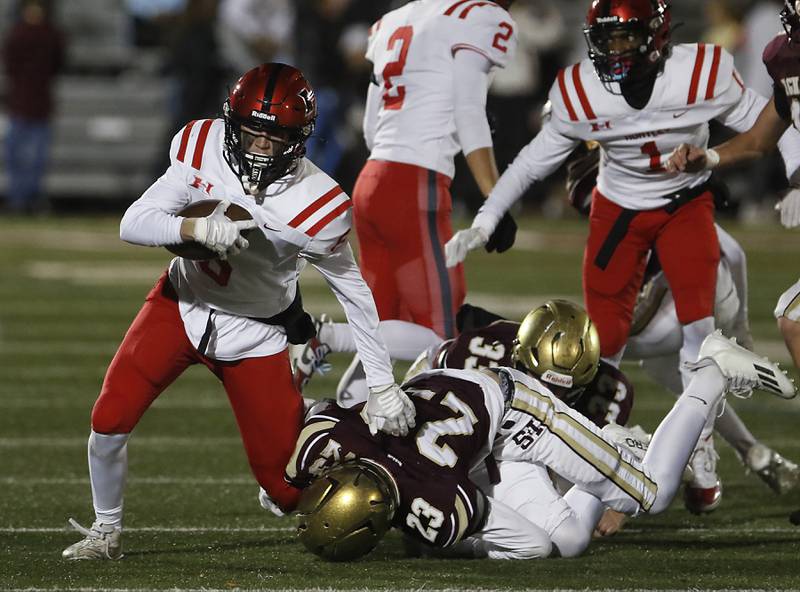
top-left (781, 1), bottom-right (800, 44)
top-left (223, 63), bottom-right (316, 193)
top-left (584, 0), bottom-right (671, 84)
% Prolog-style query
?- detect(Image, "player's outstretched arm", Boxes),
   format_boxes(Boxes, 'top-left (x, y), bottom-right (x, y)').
top-left (666, 98), bottom-right (788, 173)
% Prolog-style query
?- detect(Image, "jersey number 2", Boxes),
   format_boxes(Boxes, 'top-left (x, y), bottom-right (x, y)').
top-left (382, 26), bottom-right (413, 110)
top-left (492, 22), bottom-right (513, 53)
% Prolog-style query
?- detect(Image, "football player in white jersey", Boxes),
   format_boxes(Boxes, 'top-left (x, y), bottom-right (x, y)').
top-left (665, 0), bottom-right (800, 374)
top-left (350, 0), bottom-right (519, 357)
top-left (445, 0), bottom-right (800, 512)
top-left (61, 64), bottom-right (414, 561)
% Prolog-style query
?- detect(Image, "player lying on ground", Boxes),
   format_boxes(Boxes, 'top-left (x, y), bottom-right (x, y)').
top-left (285, 317), bottom-right (795, 560)
top-left (293, 267), bottom-right (799, 521)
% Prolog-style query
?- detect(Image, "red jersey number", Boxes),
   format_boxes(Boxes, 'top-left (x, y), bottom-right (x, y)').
top-left (382, 26), bottom-right (413, 110)
top-left (641, 141), bottom-right (665, 172)
top-left (199, 260), bottom-right (232, 286)
top-left (492, 22), bottom-right (513, 53)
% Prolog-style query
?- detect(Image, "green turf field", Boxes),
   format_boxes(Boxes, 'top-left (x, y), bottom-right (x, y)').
top-left (1, 214), bottom-right (799, 591)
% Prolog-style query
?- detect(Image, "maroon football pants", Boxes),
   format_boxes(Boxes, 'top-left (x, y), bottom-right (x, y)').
top-left (583, 190), bottom-right (719, 358)
top-left (91, 272), bottom-right (303, 510)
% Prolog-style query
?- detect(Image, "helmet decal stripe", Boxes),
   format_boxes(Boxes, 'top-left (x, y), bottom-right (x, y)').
top-left (176, 120), bottom-right (197, 163)
top-left (444, 0), bottom-right (472, 15)
top-left (306, 200), bottom-right (352, 237)
top-left (288, 186), bottom-right (345, 228)
top-left (571, 64), bottom-right (596, 120)
top-left (262, 63), bottom-right (285, 109)
top-left (191, 119), bottom-right (214, 170)
top-left (557, 68), bottom-right (579, 121)
top-left (687, 43), bottom-right (707, 105)
top-left (704, 45), bottom-right (722, 100)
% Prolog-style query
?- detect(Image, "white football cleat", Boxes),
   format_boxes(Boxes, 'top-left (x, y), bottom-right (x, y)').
top-left (684, 434), bottom-right (722, 514)
top-left (685, 330), bottom-right (797, 399)
top-left (62, 518), bottom-right (122, 560)
top-left (291, 314), bottom-right (333, 392)
top-left (745, 443), bottom-right (800, 495)
top-left (258, 487), bottom-right (286, 517)
top-left (601, 423), bottom-right (651, 461)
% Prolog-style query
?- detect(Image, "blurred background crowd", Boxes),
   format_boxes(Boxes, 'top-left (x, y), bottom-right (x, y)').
top-left (0, 0), bottom-right (789, 219)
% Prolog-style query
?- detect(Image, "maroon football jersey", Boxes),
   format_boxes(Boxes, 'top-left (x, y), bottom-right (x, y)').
top-left (430, 321), bottom-right (634, 427)
top-left (763, 33), bottom-right (800, 125)
top-left (286, 372), bottom-right (493, 548)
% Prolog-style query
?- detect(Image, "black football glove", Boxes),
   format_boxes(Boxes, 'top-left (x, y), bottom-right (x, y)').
top-left (484, 212), bottom-right (517, 253)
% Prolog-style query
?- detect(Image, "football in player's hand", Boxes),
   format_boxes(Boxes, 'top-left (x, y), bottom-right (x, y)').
top-left (167, 199), bottom-right (254, 260)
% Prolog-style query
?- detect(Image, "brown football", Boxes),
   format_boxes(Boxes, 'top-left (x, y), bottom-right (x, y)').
top-left (166, 199), bottom-right (254, 260)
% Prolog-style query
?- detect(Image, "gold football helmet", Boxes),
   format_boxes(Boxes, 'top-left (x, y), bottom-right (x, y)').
top-left (512, 299), bottom-right (600, 388)
top-left (295, 459), bottom-right (398, 561)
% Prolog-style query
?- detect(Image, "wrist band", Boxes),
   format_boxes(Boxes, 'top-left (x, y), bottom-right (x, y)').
top-left (705, 148), bottom-right (720, 170)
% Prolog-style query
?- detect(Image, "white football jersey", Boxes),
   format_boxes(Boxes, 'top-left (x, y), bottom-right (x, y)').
top-left (366, 0), bottom-right (517, 178)
top-left (480, 43), bottom-right (768, 218)
top-left (120, 119), bottom-right (394, 385)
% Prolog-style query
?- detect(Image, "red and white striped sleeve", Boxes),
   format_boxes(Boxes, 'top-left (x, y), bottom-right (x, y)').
top-left (704, 45), bottom-right (770, 133)
top-left (448, 1), bottom-right (517, 69)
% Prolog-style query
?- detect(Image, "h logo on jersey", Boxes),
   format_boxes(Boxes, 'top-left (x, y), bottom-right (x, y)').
top-left (590, 121), bottom-right (612, 132)
top-left (190, 175), bottom-right (214, 194)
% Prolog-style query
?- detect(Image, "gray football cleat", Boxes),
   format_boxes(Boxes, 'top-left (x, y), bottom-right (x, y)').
top-left (62, 518), bottom-right (122, 560)
top-left (685, 330), bottom-right (797, 399)
top-left (746, 443), bottom-right (800, 495)
top-left (291, 314), bottom-right (333, 392)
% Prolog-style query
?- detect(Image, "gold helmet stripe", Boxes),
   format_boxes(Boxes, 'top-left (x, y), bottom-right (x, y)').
top-left (285, 420), bottom-right (337, 480)
top-left (452, 493), bottom-right (470, 545)
top-left (511, 382), bottom-right (657, 511)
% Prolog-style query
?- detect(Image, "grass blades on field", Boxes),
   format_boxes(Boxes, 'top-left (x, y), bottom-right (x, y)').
top-left (1, 214), bottom-right (799, 590)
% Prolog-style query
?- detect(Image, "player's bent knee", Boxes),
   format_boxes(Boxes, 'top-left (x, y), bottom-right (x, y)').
top-left (550, 516), bottom-right (592, 558)
top-left (778, 316), bottom-right (800, 341)
top-left (485, 537), bottom-right (552, 560)
top-left (91, 404), bottom-right (135, 435)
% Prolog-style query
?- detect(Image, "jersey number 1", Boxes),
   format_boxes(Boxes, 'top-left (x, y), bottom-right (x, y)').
top-left (382, 26), bottom-right (413, 110)
top-left (641, 141), bottom-right (665, 172)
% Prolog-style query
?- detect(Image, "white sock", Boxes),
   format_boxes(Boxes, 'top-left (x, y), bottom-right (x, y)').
top-left (679, 316), bottom-right (714, 389)
top-left (644, 365), bottom-right (726, 513)
top-left (88, 431), bottom-right (129, 528)
top-left (601, 346), bottom-right (626, 368)
top-left (321, 320), bottom-right (441, 361)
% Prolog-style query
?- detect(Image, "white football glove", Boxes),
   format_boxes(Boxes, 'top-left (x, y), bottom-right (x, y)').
top-left (776, 188), bottom-right (800, 228)
top-left (192, 200), bottom-right (257, 259)
top-left (360, 383), bottom-right (416, 437)
top-left (444, 227), bottom-right (489, 268)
